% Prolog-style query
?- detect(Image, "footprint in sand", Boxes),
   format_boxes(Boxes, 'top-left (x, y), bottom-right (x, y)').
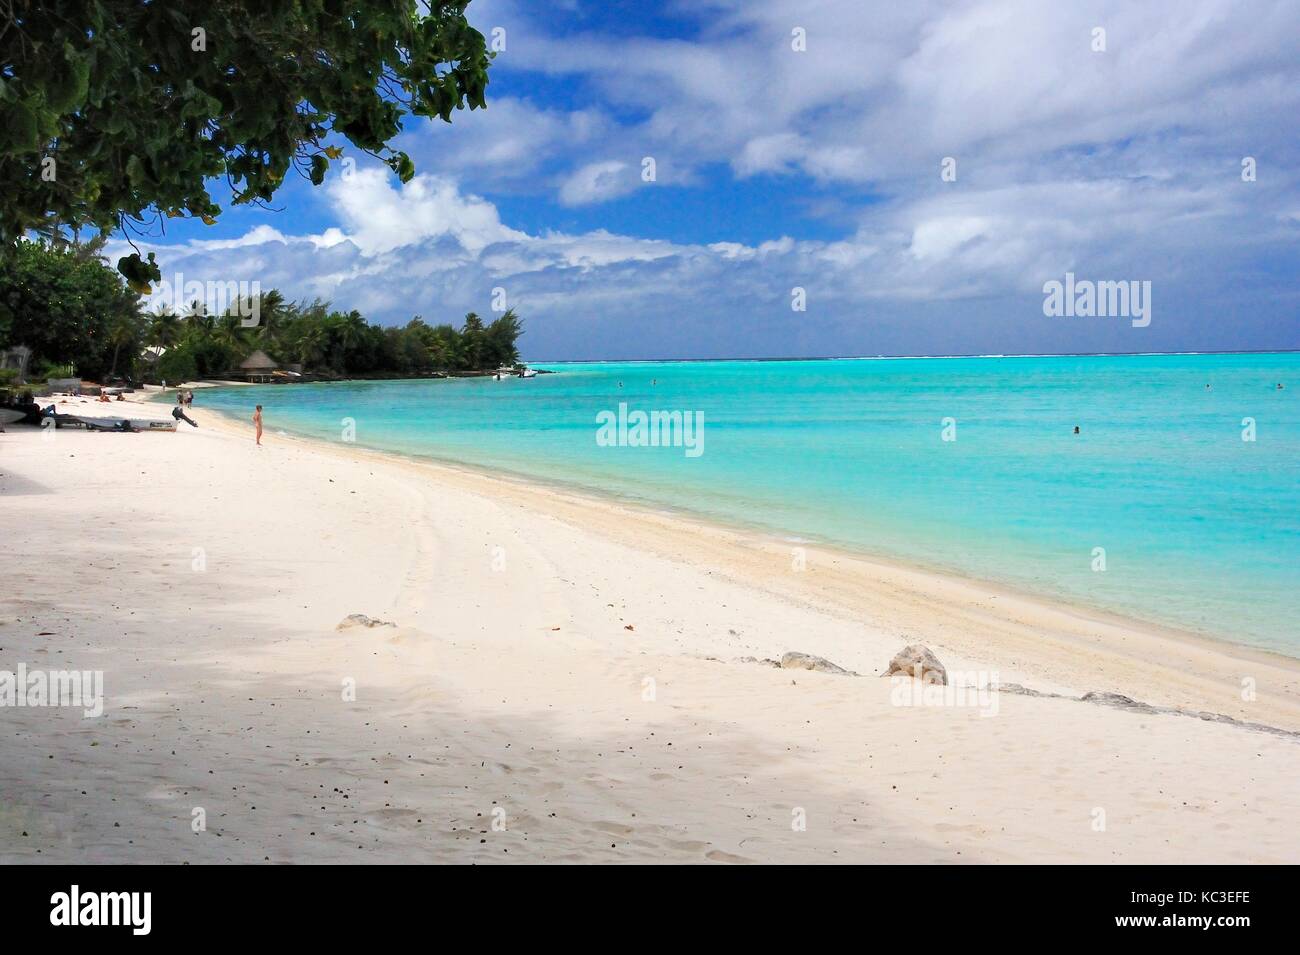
top-left (705, 849), bottom-right (753, 864)
top-left (666, 839), bottom-right (711, 852)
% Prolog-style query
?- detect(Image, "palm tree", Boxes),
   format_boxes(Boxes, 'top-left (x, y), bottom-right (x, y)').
top-left (295, 323), bottom-right (326, 368)
top-left (184, 309), bottom-right (215, 338)
top-left (460, 311), bottom-right (485, 370)
top-left (106, 313), bottom-right (142, 380)
top-left (31, 220), bottom-right (108, 260)
top-left (485, 308), bottom-right (522, 368)
top-left (334, 309), bottom-right (367, 370)
top-left (213, 313), bottom-right (247, 351)
top-left (252, 289), bottom-right (286, 345)
top-left (148, 311), bottom-right (181, 348)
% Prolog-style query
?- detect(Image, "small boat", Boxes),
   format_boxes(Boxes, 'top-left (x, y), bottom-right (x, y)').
top-left (72, 416), bottom-right (177, 432)
top-left (0, 408), bottom-right (25, 425)
top-left (518, 366), bottom-right (538, 379)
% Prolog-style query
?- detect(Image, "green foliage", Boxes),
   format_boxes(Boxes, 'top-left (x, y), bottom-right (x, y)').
top-left (156, 342), bottom-right (198, 383)
top-left (484, 309), bottom-right (523, 368)
top-left (35, 358), bottom-right (76, 379)
top-left (0, 238), bottom-right (145, 379)
top-left (149, 292), bottom-right (523, 379)
top-left (0, 240), bottom-right (523, 382)
top-left (187, 337), bottom-right (238, 379)
top-left (0, 0), bottom-right (494, 283)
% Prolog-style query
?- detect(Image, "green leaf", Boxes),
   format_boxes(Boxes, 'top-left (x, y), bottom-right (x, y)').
top-left (46, 46), bottom-right (91, 114)
top-left (1, 102), bottom-right (38, 155)
top-left (309, 154), bottom-right (328, 185)
top-left (117, 252), bottom-right (160, 292)
top-left (125, 155), bottom-right (147, 188)
top-left (394, 151), bottom-right (415, 183)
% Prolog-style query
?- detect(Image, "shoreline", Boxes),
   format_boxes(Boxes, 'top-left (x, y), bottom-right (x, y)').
top-left (189, 393), bottom-right (1299, 675)
top-left (531, 349), bottom-right (1300, 364)
top-left (186, 397), bottom-right (1300, 731)
top-left (4, 393), bottom-right (1298, 863)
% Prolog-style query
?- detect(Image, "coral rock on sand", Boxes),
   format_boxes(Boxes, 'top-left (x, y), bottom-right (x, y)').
top-left (1081, 691), bottom-right (1156, 713)
top-left (881, 644), bottom-right (948, 685)
top-left (337, 613), bottom-right (396, 630)
top-left (779, 651), bottom-right (856, 676)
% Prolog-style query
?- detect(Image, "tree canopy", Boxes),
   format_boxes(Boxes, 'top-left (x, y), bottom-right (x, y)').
top-left (0, 0), bottom-right (493, 287)
top-left (0, 238), bottom-right (142, 379)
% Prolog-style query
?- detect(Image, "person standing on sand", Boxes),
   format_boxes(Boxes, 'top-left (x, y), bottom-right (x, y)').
top-left (253, 405), bottom-right (263, 445)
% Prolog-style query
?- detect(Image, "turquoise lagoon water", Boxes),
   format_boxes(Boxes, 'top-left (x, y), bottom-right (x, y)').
top-left (196, 354), bottom-right (1299, 655)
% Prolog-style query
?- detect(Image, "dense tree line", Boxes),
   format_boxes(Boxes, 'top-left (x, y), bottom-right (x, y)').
top-left (0, 239), bottom-right (523, 383)
top-left (152, 298), bottom-right (523, 382)
top-left (0, 238), bottom-right (140, 380)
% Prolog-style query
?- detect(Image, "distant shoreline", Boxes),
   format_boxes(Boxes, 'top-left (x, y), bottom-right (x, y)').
top-left (529, 349), bottom-right (1300, 365)
top-left (161, 349), bottom-right (1299, 387)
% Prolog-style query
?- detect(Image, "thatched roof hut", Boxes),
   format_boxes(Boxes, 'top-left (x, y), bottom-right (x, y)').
top-left (239, 349), bottom-right (278, 383)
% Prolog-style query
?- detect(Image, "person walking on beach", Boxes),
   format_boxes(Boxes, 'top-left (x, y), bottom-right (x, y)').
top-left (253, 405), bottom-right (263, 446)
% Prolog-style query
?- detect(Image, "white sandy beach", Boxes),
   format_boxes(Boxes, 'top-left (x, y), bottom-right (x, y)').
top-left (1, 392), bottom-right (1297, 864)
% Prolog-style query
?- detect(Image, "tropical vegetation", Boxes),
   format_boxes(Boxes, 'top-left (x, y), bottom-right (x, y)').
top-left (0, 0), bottom-right (493, 288)
top-left (0, 239), bottom-right (522, 383)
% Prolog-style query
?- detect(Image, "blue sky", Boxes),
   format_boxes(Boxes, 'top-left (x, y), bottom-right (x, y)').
top-left (115, 0), bottom-right (1300, 359)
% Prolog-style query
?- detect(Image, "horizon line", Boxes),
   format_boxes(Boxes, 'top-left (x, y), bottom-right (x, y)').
top-left (527, 348), bottom-right (1300, 364)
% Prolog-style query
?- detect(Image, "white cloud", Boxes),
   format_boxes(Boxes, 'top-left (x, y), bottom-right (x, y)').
top-left (734, 133), bottom-right (805, 178)
top-left (474, 0), bottom-right (1299, 193)
top-left (110, 0), bottom-right (1300, 357)
top-left (397, 97), bottom-right (612, 191)
top-left (123, 162), bottom-right (1275, 329)
top-left (558, 160), bottom-right (636, 206)
top-left (325, 168), bottom-right (526, 255)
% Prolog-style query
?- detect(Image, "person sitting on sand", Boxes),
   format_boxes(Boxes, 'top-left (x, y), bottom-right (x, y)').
top-left (15, 394), bottom-right (42, 424)
top-left (98, 392), bottom-right (111, 403)
top-left (253, 405), bottom-right (263, 445)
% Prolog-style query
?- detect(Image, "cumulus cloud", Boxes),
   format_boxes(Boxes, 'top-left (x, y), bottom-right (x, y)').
top-left (395, 96), bottom-right (612, 193)
top-left (558, 160), bottom-right (637, 206)
top-left (325, 168), bottom-right (526, 254)
top-left (112, 0), bottom-right (1300, 357)
top-left (490, 0), bottom-right (1300, 186)
top-left (115, 155), bottom-right (1289, 358)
